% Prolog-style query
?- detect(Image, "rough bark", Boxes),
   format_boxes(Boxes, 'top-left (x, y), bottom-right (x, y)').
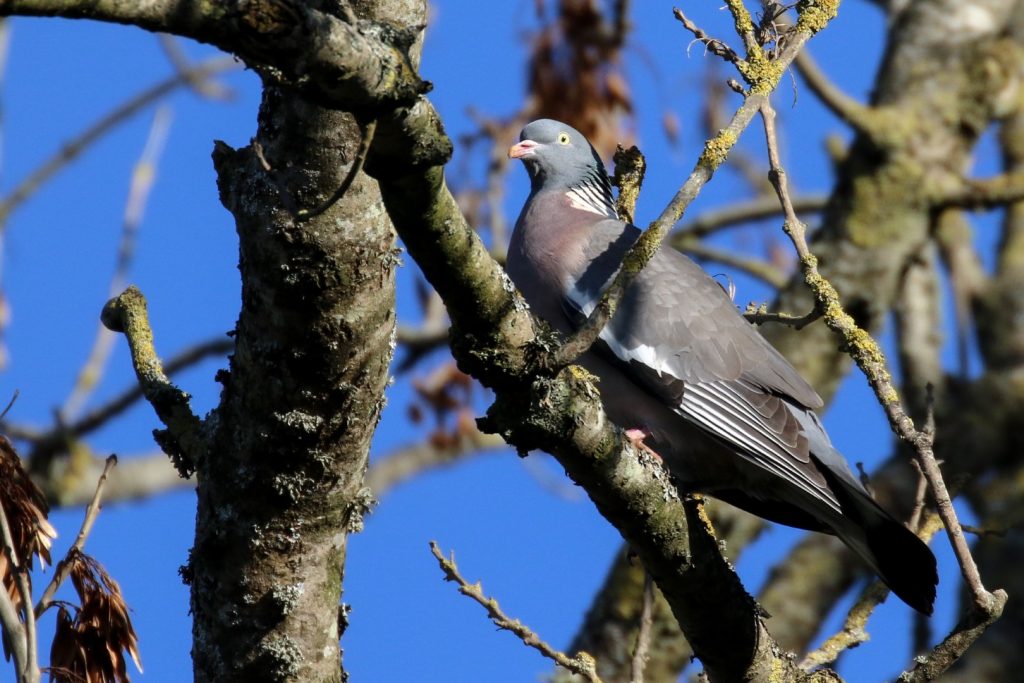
top-left (185, 1), bottom-right (424, 681)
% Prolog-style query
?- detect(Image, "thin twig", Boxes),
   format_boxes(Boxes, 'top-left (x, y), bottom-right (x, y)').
top-left (35, 455), bottom-right (117, 617)
top-left (157, 34), bottom-right (233, 100)
top-left (296, 119), bottom-right (377, 221)
top-left (365, 428), bottom-right (506, 497)
top-left (758, 98), bottom-right (1001, 615)
top-left (907, 460), bottom-right (928, 532)
top-left (629, 571), bottom-right (655, 683)
top-left (742, 303), bottom-right (821, 328)
top-left (61, 107), bottom-right (173, 421)
top-left (679, 240), bottom-right (790, 289)
top-left (673, 7), bottom-right (742, 66)
top-left (0, 56), bottom-right (237, 224)
top-left (0, 389), bottom-right (18, 420)
top-left (674, 194), bottom-right (827, 239)
top-left (2, 338), bottom-right (230, 453)
top-left (429, 541), bottom-right (602, 683)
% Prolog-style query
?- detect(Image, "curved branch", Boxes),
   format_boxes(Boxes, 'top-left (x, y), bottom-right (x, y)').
top-left (675, 194), bottom-right (827, 239)
top-left (0, 0), bottom-right (428, 111)
top-left (793, 50), bottom-right (878, 134)
top-left (100, 286), bottom-right (206, 476)
top-left (676, 239), bottom-right (789, 289)
top-left (366, 427), bottom-right (505, 497)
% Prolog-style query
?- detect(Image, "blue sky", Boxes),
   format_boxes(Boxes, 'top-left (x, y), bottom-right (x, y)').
top-left (2, 2), bottom-right (979, 680)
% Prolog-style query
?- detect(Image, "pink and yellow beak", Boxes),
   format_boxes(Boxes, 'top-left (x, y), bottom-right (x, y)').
top-left (508, 139), bottom-right (539, 159)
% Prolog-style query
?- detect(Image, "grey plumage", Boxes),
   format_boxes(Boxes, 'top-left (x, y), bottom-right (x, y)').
top-left (507, 119), bottom-right (937, 615)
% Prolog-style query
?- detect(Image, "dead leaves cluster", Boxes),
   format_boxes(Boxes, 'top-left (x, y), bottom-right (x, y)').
top-left (48, 551), bottom-right (142, 683)
top-left (527, 0), bottom-right (634, 157)
top-left (408, 362), bottom-right (478, 449)
top-left (0, 435), bottom-right (55, 619)
top-left (0, 434), bottom-right (141, 682)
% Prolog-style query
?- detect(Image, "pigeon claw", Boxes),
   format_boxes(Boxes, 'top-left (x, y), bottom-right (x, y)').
top-left (624, 427), bottom-right (663, 463)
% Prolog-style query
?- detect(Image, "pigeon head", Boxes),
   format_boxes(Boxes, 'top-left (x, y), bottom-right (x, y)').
top-left (509, 119), bottom-right (608, 191)
top-left (509, 119), bottom-right (616, 216)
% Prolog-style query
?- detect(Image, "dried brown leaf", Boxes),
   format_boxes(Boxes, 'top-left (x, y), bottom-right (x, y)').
top-left (0, 433), bottom-right (57, 628)
top-left (525, 0), bottom-right (634, 157)
top-left (49, 551), bottom-right (142, 682)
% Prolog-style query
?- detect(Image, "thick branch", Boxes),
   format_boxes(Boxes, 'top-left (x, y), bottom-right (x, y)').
top-left (793, 50), bottom-right (877, 134)
top-left (0, 0), bottom-right (428, 111)
top-left (933, 171), bottom-right (1024, 210)
top-left (365, 427), bottom-right (506, 497)
top-left (369, 97), bottom-right (826, 681)
top-left (35, 455), bottom-right (116, 616)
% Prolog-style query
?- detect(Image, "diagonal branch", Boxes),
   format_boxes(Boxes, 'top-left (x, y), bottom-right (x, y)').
top-left (0, 56), bottom-right (237, 224)
top-left (100, 286), bottom-right (206, 476)
top-left (430, 541), bottom-right (603, 683)
top-left (35, 455), bottom-right (117, 616)
top-left (759, 98), bottom-right (1003, 616)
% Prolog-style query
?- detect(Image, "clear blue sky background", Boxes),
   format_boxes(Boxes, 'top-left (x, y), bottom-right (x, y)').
top-left (2, 1), bottom-right (988, 680)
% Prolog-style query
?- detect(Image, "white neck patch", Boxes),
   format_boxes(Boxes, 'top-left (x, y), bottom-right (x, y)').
top-left (565, 182), bottom-right (616, 218)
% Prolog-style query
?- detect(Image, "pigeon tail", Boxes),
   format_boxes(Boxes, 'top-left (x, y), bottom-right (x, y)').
top-left (817, 456), bottom-right (938, 615)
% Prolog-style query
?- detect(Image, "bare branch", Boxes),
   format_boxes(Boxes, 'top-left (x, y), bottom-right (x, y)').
top-left (678, 239), bottom-right (790, 289)
top-left (0, 56), bottom-right (237, 224)
top-left (673, 8), bottom-right (742, 67)
top-left (743, 302), bottom-right (821, 328)
top-left (35, 455), bottom-right (116, 617)
top-left (933, 171), bottom-right (1024, 210)
top-left (896, 591), bottom-right (1009, 682)
top-left (429, 541), bottom-right (603, 683)
top-left (674, 194), bottom-right (827, 239)
top-left (759, 99), bottom-right (1002, 615)
top-left (0, 0), bottom-right (428, 111)
top-left (157, 33), bottom-right (234, 100)
top-left (100, 286), bottom-right (206, 476)
top-left (628, 572), bottom-right (655, 683)
top-left (45, 451), bottom-right (193, 508)
top-left (61, 107), bottom-right (173, 422)
top-left (612, 144), bottom-right (646, 225)
top-left (934, 211), bottom-right (986, 379)
top-left (365, 427), bottom-right (505, 497)
top-left (793, 50), bottom-right (876, 134)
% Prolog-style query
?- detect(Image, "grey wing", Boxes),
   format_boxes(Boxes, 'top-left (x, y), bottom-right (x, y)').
top-left (566, 224), bottom-right (822, 408)
top-left (565, 225), bottom-right (844, 513)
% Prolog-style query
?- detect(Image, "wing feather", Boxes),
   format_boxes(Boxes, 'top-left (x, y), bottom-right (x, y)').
top-left (563, 220), bottom-right (839, 514)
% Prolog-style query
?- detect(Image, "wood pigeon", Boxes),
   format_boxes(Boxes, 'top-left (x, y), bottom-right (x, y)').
top-left (506, 118), bottom-right (937, 615)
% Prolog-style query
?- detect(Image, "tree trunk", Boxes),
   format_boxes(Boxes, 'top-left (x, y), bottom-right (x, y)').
top-left (186, 2), bottom-right (425, 680)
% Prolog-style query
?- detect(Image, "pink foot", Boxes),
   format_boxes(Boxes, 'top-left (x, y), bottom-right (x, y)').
top-left (624, 427), bottom-right (663, 462)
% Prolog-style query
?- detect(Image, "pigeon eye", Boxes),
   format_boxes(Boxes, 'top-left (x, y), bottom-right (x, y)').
top-left (557, 132), bottom-right (570, 145)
